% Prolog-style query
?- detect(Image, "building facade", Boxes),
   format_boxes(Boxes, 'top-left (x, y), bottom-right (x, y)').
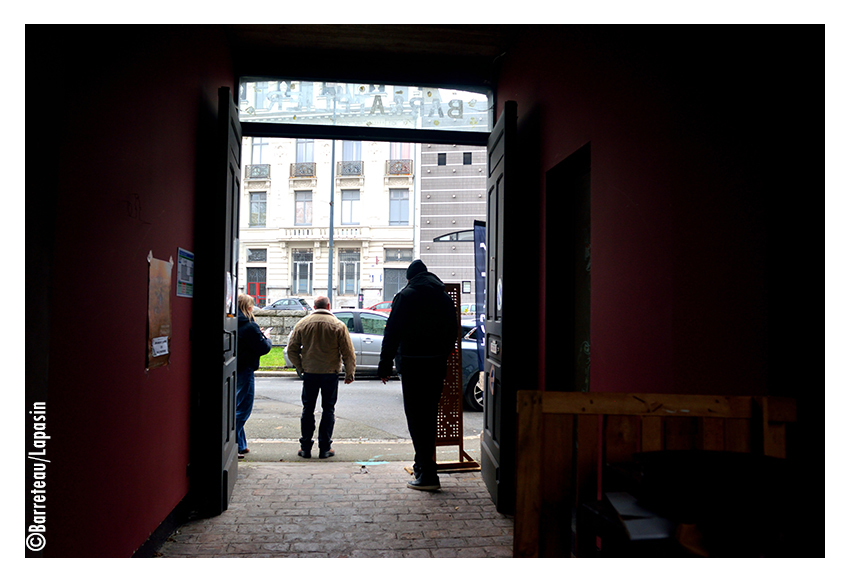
top-left (237, 136), bottom-right (419, 309)
top-left (236, 81), bottom-right (488, 309)
top-left (237, 139), bottom-right (486, 310)
top-left (419, 143), bottom-right (486, 312)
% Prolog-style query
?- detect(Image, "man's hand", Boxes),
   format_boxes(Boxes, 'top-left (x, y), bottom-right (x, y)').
top-left (379, 377), bottom-right (388, 385)
top-left (344, 377), bottom-right (354, 385)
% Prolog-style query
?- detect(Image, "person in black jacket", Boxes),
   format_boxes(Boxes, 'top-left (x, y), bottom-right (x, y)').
top-left (236, 294), bottom-right (272, 459)
top-left (379, 260), bottom-right (458, 490)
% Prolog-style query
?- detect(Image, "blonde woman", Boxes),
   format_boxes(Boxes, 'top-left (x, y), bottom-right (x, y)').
top-left (236, 294), bottom-right (272, 458)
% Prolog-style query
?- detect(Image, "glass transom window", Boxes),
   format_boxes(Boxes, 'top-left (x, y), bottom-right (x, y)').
top-left (239, 79), bottom-right (492, 133)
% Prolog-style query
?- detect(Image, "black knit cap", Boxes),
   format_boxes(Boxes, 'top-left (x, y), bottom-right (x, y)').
top-left (406, 259), bottom-right (428, 279)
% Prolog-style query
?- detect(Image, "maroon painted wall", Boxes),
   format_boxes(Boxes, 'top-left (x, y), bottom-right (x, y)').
top-left (37, 26), bottom-right (233, 557)
top-left (495, 27), bottom-right (819, 398)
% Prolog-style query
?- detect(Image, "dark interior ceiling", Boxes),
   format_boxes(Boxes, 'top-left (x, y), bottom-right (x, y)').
top-left (224, 24), bottom-right (524, 89)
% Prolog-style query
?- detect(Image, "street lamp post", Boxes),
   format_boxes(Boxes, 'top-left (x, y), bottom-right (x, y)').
top-left (328, 138), bottom-right (335, 306)
top-left (327, 86), bottom-right (337, 306)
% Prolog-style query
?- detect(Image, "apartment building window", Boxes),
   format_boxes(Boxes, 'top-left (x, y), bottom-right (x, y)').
top-left (295, 191), bottom-right (312, 225)
top-left (296, 139), bottom-right (314, 162)
top-left (342, 140), bottom-right (361, 161)
top-left (389, 189), bottom-right (409, 225)
top-left (292, 250), bottom-right (313, 295)
top-left (385, 248), bottom-right (414, 262)
top-left (249, 192), bottom-right (266, 227)
top-left (247, 248), bottom-right (267, 262)
top-left (251, 137), bottom-right (269, 164)
top-left (390, 142), bottom-right (411, 158)
top-left (338, 250), bottom-right (360, 295)
top-left (437, 152), bottom-right (446, 166)
top-left (341, 190), bottom-right (360, 225)
top-left (247, 267), bottom-right (267, 306)
top-left (463, 152), bottom-right (472, 165)
top-left (384, 269), bottom-right (407, 300)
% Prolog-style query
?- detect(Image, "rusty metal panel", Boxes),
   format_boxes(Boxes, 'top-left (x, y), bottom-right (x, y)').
top-left (436, 283), bottom-right (463, 446)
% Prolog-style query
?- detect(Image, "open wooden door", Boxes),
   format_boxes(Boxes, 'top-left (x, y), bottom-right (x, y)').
top-left (189, 87), bottom-right (241, 516)
top-left (480, 101), bottom-right (517, 515)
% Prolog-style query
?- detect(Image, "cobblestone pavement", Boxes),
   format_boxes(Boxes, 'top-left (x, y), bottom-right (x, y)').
top-left (157, 461), bottom-right (514, 558)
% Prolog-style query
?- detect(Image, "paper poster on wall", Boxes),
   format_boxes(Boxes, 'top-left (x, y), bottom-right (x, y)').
top-left (147, 252), bottom-right (173, 370)
top-left (226, 272), bottom-right (235, 315)
top-left (176, 247), bottom-right (194, 298)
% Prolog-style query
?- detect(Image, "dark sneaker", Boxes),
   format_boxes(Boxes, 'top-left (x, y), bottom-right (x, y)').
top-left (318, 449), bottom-right (335, 459)
top-left (407, 475), bottom-right (441, 491)
top-left (297, 449), bottom-right (311, 459)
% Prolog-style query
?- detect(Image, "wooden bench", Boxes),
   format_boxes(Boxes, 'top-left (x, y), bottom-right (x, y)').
top-left (513, 391), bottom-right (797, 557)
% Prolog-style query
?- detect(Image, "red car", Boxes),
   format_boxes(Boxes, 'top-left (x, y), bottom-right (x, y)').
top-left (367, 300), bottom-right (393, 313)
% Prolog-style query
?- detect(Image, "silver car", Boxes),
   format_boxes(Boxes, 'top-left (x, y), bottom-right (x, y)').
top-left (262, 297), bottom-right (312, 311)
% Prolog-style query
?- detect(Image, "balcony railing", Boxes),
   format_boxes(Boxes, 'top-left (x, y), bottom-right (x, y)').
top-left (386, 159), bottom-right (413, 176)
top-left (290, 162), bottom-right (316, 178)
top-left (337, 160), bottom-right (363, 177)
top-left (245, 164), bottom-right (270, 179)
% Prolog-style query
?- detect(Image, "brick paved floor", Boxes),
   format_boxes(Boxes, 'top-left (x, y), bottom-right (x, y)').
top-left (157, 461), bottom-right (514, 558)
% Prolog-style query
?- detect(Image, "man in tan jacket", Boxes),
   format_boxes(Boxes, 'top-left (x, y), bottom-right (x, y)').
top-left (286, 296), bottom-right (356, 459)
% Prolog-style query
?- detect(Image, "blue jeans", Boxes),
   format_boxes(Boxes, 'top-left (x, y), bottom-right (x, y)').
top-left (300, 373), bottom-right (339, 453)
top-left (235, 367), bottom-right (255, 453)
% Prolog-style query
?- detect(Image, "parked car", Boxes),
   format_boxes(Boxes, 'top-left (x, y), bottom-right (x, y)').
top-left (367, 300), bottom-right (393, 313)
top-left (262, 297), bottom-right (312, 311)
top-left (460, 318), bottom-right (484, 412)
top-left (460, 303), bottom-right (476, 315)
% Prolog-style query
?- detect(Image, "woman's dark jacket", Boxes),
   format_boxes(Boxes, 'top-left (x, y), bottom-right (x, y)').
top-left (237, 312), bottom-right (272, 372)
top-left (377, 271), bottom-right (458, 378)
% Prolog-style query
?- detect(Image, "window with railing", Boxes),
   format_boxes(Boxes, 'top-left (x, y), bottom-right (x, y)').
top-left (296, 139), bottom-right (314, 162)
top-left (337, 160), bottom-right (363, 176)
top-left (290, 162), bottom-right (316, 177)
top-left (386, 159), bottom-right (413, 175)
top-left (246, 164), bottom-right (270, 179)
top-left (251, 136), bottom-right (269, 164)
top-left (342, 140), bottom-right (361, 161)
top-left (390, 143), bottom-right (412, 158)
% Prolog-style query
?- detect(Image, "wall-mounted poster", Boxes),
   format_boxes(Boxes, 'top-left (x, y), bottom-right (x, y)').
top-left (147, 252), bottom-right (173, 370)
top-left (226, 272), bottom-right (235, 316)
top-left (176, 247), bottom-right (194, 298)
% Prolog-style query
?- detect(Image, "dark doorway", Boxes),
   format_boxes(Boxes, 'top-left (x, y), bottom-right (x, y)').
top-left (545, 143), bottom-right (591, 393)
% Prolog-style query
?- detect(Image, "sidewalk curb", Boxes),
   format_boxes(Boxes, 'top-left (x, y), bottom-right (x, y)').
top-left (255, 370), bottom-right (298, 377)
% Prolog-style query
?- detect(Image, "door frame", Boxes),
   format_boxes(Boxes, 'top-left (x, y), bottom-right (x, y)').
top-left (189, 87), bottom-right (242, 517)
top-left (194, 94), bottom-right (517, 514)
top-left (545, 143), bottom-right (591, 393)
